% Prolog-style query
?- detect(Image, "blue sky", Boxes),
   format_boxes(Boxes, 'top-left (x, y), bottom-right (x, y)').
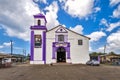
top-left (0, 0), bottom-right (120, 55)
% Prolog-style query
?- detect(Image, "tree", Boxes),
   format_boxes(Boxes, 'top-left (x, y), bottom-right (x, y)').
top-left (109, 51), bottom-right (116, 55)
top-left (90, 52), bottom-right (106, 56)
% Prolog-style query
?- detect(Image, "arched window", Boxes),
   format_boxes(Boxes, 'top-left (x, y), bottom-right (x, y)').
top-left (37, 20), bottom-right (41, 26)
top-left (58, 35), bottom-right (64, 42)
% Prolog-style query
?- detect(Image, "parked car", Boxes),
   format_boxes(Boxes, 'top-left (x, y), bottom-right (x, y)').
top-left (112, 61), bottom-right (120, 65)
top-left (86, 60), bottom-right (100, 66)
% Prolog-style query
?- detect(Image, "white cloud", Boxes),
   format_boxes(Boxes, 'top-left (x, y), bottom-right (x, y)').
top-left (97, 46), bottom-right (105, 52)
top-left (113, 5), bottom-right (120, 18)
top-left (94, 7), bottom-right (101, 13)
top-left (89, 45), bottom-right (92, 52)
top-left (107, 30), bottom-right (120, 44)
top-left (40, 0), bottom-right (47, 4)
top-left (100, 18), bottom-right (109, 27)
top-left (110, 0), bottom-right (120, 6)
top-left (87, 31), bottom-right (106, 42)
top-left (45, 1), bottom-right (59, 29)
top-left (106, 30), bottom-right (120, 53)
top-left (0, 42), bottom-right (12, 49)
top-left (69, 25), bottom-right (83, 34)
top-left (33, 0), bottom-right (39, 2)
top-left (25, 1), bottom-right (40, 16)
top-left (99, 18), bottom-right (120, 32)
top-left (0, 46), bottom-right (4, 49)
top-left (60, 0), bottom-right (94, 18)
top-left (107, 21), bottom-right (120, 31)
top-left (59, 0), bottom-right (66, 3)
top-left (3, 42), bottom-right (11, 47)
top-left (33, 0), bottom-right (47, 4)
top-left (0, 0), bottom-right (40, 41)
top-left (62, 24), bottom-right (66, 27)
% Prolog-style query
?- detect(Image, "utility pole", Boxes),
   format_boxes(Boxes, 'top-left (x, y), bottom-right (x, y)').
top-left (104, 45), bottom-right (106, 54)
top-left (103, 44), bottom-right (107, 63)
top-left (10, 40), bottom-right (13, 55)
top-left (23, 49), bottom-right (26, 62)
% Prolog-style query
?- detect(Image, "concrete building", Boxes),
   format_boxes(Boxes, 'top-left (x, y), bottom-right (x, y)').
top-left (30, 13), bottom-right (90, 64)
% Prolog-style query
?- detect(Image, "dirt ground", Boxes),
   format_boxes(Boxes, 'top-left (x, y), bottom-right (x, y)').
top-left (0, 64), bottom-right (120, 80)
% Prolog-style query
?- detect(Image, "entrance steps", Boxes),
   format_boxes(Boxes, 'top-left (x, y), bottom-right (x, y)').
top-left (52, 63), bottom-right (72, 65)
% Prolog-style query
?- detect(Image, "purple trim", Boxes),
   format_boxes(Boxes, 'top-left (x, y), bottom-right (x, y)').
top-left (42, 31), bottom-right (46, 64)
top-left (55, 32), bottom-right (68, 33)
top-left (55, 27), bottom-right (68, 33)
top-left (67, 47), bottom-right (70, 59)
top-left (52, 47), bottom-right (56, 59)
top-left (30, 31), bottom-right (34, 61)
top-left (34, 15), bottom-right (45, 18)
top-left (30, 26), bottom-right (47, 30)
top-left (52, 42), bottom-right (71, 59)
top-left (34, 13), bottom-right (47, 23)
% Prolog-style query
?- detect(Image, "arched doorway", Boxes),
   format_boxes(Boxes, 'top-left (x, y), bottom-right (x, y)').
top-left (57, 47), bottom-right (66, 63)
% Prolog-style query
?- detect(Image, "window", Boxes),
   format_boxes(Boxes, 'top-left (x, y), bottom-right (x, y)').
top-left (78, 40), bottom-right (83, 45)
top-left (34, 35), bottom-right (42, 48)
top-left (37, 20), bottom-right (41, 26)
top-left (58, 35), bottom-right (64, 42)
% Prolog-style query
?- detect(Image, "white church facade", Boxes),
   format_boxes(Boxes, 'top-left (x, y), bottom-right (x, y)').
top-left (30, 13), bottom-right (90, 64)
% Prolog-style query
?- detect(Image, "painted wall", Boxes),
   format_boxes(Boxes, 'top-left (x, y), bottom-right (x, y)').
top-left (46, 26), bottom-right (90, 64)
top-left (30, 30), bottom-right (44, 64)
top-left (46, 29), bottom-right (56, 64)
top-left (67, 30), bottom-right (90, 64)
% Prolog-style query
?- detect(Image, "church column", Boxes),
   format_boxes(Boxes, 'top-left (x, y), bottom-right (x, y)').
top-left (67, 47), bottom-right (70, 59)
top-left (67, 43), bottom-right (70, 59)
top-left (42, 31), bottom-right (46, 64)
top-left (52, 43), bottom-right (56, 63)
top-left (30, 31), bottom-right (34, 61)
top-left (66, 43), bottom-right (71, 63)
top-left (52, 47), bottom-right (56, 59)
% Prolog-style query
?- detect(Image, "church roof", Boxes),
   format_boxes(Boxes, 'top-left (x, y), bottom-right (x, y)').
top-left (47, 25), bottom-right (90, 40)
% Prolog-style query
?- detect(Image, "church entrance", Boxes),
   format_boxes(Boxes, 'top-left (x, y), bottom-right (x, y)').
top-left (57, 47), bottom-right (66, 63)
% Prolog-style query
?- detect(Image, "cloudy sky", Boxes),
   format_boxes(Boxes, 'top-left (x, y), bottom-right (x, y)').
top-left (0, 0), bottom-right (120, 54)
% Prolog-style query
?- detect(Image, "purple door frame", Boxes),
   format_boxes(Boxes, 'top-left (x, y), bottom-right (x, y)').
top-left (52, 42), bottom-right (71, 59)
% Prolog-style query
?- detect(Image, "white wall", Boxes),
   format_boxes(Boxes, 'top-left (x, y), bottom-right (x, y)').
top-left (46, 26), bottom-right (90, 64)
top-left (68, 30), bottom-right (90, 64)
top-left (46, 29), bottom-right (56, 64)
top-left (34, 30), bottom-right (43, 60)
top-left (31, 30), bottom-right (44, 64)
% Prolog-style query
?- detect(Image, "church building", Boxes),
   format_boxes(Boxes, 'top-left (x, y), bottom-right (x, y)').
top-left (30, 13), bottom-right (90, 64)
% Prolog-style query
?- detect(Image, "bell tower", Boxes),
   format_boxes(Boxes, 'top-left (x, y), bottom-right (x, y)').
top-left (30, 13), bottom-right (47, 64)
